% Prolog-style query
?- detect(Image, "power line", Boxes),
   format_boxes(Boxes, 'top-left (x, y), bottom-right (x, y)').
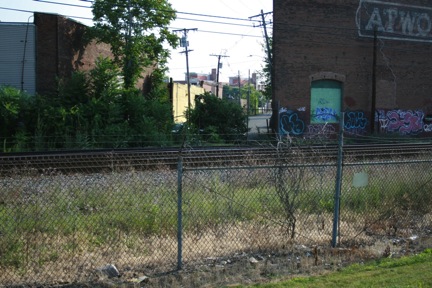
top-left (0, 6), bottom-right (93, 21)
top-left (0, 7), bottom-right (265, 38)
top-left (0, 6), bottom-right (34, 15)
top-left (7, 3), bottom-right (430, 56)
top-left (33, 0), bottom-right (90, 9)
top-left (175, 17), bottom-right (254, 28)
top-left (33, 0), bottom-right (264, 23)
top-left (178, 28), bottom-right (263, 38)
top-left (32, 0), bottom-right (270, 29)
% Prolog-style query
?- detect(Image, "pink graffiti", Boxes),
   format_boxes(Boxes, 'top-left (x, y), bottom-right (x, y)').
top-left (386, 110), bottom-right (424, 135)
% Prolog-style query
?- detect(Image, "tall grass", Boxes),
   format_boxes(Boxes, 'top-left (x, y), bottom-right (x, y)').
top-left (0, 161), bottom-right (431, 284)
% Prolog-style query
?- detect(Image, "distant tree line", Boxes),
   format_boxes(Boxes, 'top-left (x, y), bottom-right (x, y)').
top-left (0, 57), bottom-right (174, 151)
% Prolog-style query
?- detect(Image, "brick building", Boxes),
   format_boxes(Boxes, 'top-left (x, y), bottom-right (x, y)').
top-left (0, 12), bottom-right (152, 96)
top-left (273, 0), bottom-right (432, 136)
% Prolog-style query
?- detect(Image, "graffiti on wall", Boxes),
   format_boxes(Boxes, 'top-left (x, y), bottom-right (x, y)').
top-left (377, 109), bottom-right (424, 135)
top-left (424, 123), bottom-right (432, 132)
top-left (344, 110), bottom-right (368, 134)
top-left (313, 107), bottom-right (339, 122)
top-left (279, 109), bottom-right (305, 136)
top-left (306, 124), bottom-right (336, 139)
top-left (356, 0), bottom-right (432, 43)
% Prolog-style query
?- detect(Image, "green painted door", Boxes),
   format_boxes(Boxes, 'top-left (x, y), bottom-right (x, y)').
top-left (310, 80), bottom-right (342, 124)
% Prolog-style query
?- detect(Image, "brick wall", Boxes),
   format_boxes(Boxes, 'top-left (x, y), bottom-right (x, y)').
top-left (34, 13), bottom-right (153, 95)
top-left (273, 0), bottom-right (432, 130)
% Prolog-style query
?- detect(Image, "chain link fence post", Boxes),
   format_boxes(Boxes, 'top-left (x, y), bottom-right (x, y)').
top-left (332, 112), bottom-right (344, 247)
top-left (177, 156), bottom-right (183, 270)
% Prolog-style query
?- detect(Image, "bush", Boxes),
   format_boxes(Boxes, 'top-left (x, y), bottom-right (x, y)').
top-left (189, 92), bottom-right (247, 144)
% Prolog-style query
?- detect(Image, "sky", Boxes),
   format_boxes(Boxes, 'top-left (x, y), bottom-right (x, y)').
top-left (0, 0), bottom-right (272, 82)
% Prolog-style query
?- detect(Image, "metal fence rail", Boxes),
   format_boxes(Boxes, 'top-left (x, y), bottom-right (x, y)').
top-left (0, 145), bottom-right (431, 286)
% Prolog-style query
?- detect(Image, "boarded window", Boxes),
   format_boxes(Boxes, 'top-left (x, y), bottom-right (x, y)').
top-left (310, 80), bottom-right (342, 124)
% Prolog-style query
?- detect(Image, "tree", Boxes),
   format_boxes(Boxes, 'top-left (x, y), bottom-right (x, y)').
top-left (259, 37), bottom-right (272, 102)
top-left (223, 84), bottom-right (262, 115)
top-left (189, 92), bottom-right (247, 143)
top-left (91, 0), bottom-right (178, 89)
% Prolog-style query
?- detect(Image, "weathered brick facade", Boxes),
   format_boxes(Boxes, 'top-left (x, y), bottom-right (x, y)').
top-left (34, 13), bottom-right (152, 95)
top-left (273, 0), bottom-right (432, 136)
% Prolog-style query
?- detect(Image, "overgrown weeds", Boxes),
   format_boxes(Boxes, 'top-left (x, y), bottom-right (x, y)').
top-left (0, 152), bottom-right (432, 285)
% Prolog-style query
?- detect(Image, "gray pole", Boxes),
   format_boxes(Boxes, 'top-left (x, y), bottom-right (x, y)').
top-left (210, 54), bottom-right (229, 98)
top-left (173, 28), bottom-right (197, 123)
top-left (177, 156), bottom-right (183, 270)
top-left (332, 112), bottom-right (344, 248)
top-left (247, 69), bottom-right (250, 140)
top-left (238, 71), bottom-right (241, 106)
top-left (185, 41), bottom-right (191, 120)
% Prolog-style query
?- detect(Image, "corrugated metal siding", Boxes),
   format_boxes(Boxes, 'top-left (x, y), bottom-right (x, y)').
top-left (0, 23), bottom-right (36, 95)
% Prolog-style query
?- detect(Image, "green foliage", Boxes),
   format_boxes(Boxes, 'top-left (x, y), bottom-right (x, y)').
top-left (223, 83), bottom-right (262, 114)
top-left (123, 88), bottom-right (172, 146)
top-left (259, 37), bottom-right (272, 102)
top-left (0, 86), bottom-right (35, 151)
top-left (90, 0), bottom-right (178, 88)
top-left (189, 92), bottom-right (247, 143)
top-left (0, 54), bottom-right (174, 151)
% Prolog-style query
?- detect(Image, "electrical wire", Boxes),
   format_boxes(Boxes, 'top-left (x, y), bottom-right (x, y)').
top-left (33, 0), bottom-right (91, 9)
top-left (34, 0), bottom-right (268, 23)
top-left (176, 28), bottom-right (263, 38)
top-left (30, 0), bottom-right (273, 31)
top-left (174, 17), bottom-right (254, 28)
top-left (0, 6), bottom-right (266, 38)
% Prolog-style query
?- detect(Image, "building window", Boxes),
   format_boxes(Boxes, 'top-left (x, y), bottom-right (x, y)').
top-left (310, 80), bottom-right (342, 124)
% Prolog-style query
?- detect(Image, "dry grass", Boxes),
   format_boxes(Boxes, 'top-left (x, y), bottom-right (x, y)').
top-left (1, 153), bottom-right (432, 287)
top-left (1, 212), bottom-right (431, 287)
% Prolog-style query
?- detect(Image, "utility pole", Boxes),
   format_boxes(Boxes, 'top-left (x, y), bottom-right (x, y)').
top-left (238, 71), bottom-right (242, 106)
top-left (371, 29), bottom-right (377, 134)
top-left (173, 28), bottom-right (197, 123)
top-left (249, 11), bottom-right (276, 134)
top-left (247, 69), bottom-right (251, 141)
top-left (210, 54), bottom-right (229, 98)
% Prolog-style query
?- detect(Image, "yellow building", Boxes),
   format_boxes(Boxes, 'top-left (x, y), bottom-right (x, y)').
top-left (172, 83), bottom-right (205, 123)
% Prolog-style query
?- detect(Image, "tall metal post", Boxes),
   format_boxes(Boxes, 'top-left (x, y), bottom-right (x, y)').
top-left (247, 69), bottom-right (251, 141)
top-left (371, 30), bottom-right (378, 134)
top-left (332, 112), bottom-right (344, 248)
top-left (185, 45), bottom-right (191, 119)
top-left (177, 157), bottom-right (183, 270)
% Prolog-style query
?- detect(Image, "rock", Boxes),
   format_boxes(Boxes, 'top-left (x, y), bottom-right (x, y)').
top-left (130, 275), bottom-right (149, 284)
top-left (138, 276), bottom-right (149, 283)
top-left (98, 264), bottom-right (120, 278)
top-left (408, 235), bottom-right (419, 242)
top-left (249, 257), bottom-right (259, 264)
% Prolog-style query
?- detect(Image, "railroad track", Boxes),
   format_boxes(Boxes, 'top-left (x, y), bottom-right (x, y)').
top-left (0, 142), bottom-right (431, 176)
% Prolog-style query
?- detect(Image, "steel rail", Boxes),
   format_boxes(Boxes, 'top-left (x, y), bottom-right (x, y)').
top-left (0, 143), bottom-right (431, 176)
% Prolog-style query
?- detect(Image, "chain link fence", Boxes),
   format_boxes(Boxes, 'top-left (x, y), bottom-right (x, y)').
top-left (0, 142), bottom-right (432, 286)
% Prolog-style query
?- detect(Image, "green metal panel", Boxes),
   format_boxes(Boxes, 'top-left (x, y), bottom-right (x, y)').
top-left (310, 80), bottom-right (342, 124)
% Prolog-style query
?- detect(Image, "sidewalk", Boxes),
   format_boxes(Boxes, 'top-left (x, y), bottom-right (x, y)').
top-left (247, 113), bottom-right (271, 140)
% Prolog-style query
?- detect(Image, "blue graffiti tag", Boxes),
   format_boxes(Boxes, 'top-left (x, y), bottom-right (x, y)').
top-left (314, 107), bottom-right (338, 122)
top-left (279, 111), bottom-right (305, 136)
top-left (344, 111), bottom-right (368, 130)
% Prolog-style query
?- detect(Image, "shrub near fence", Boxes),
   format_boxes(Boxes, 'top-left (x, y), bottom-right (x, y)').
top-left (0, 141), bottom-right (432, 286)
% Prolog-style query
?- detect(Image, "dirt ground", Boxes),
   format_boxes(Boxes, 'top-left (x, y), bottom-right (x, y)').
top-left (31, 231), bottom-right (431, 288)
